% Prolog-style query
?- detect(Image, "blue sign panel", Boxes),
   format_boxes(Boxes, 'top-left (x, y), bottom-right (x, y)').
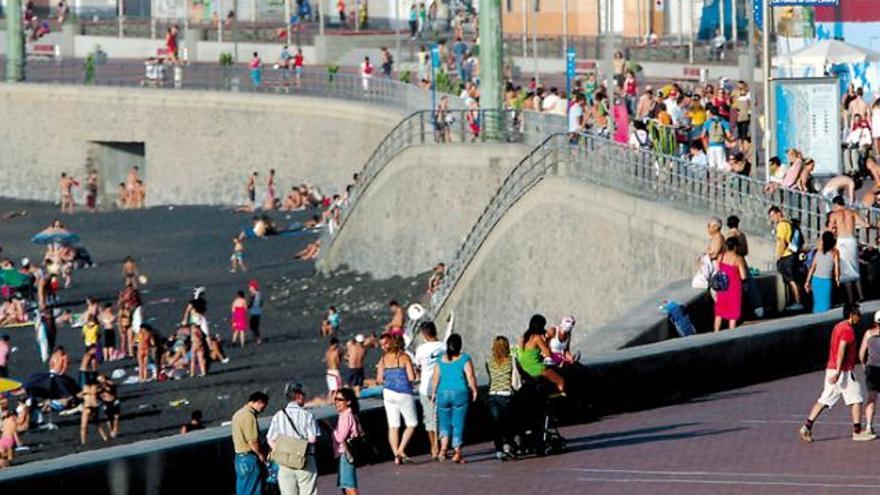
top-left (769, 0), bottom-right (837, 6)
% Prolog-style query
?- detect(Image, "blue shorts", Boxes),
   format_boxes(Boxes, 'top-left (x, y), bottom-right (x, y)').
top-left (337, 455), bottom-right (358, 489)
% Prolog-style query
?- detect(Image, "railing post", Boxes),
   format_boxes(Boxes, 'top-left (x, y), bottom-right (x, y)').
top-left (420, 112), bottom-right (426, 145)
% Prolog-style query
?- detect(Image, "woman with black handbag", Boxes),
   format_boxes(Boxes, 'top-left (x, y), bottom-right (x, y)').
top-left (333, 388), bottom-right (362, 494)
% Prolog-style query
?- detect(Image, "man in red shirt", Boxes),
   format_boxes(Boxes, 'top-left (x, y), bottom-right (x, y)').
top-left (800, 303), bottom-right (876, 442)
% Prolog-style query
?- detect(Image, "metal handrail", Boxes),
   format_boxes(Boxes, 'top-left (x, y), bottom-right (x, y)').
top-left (429, 131), bottom-right (880, 316)
top-left (318, 109), bottom-right (526, 260)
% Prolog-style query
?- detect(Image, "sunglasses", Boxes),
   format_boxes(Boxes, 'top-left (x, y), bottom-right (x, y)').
top-left (334, 397), bottom-right (346, 402)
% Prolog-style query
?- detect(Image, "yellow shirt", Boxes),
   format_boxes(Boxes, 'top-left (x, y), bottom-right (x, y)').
top-left (690, 109), bottom-right (707, 126)
top-left (776, 220), bottom-right (793, 258)
top-left (82, 322), bottom-right (99, 346)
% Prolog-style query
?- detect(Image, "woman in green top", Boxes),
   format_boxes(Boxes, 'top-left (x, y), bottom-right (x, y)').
top-left (486, 336), bottom-right (516, 460)
top-left (518, 315), bottom-right (565, 393)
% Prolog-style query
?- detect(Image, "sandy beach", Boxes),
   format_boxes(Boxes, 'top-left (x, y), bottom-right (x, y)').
top-left (0, 198), bottom-right (425, 464)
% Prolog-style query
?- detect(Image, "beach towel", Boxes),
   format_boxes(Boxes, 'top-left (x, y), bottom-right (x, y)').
top-left (838, 236), bottom-right (860, 283)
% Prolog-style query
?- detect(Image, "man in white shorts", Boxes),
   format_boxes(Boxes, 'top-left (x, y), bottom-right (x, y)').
top-left (800, 303), bottom-right (876, 442)
top-left (414, 321), bottom-right (445, 459)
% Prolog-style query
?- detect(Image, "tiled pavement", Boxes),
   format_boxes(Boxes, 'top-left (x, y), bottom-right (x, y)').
top-left (317, 370), bottom-right (880, 494)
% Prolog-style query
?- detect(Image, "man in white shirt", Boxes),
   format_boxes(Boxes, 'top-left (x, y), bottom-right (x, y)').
top-left (268, 382), bottom-right (320, 495)
top-left (541, 87), bottom-right (562, 114)
top-left (414, 320), bottom-right (445, 459)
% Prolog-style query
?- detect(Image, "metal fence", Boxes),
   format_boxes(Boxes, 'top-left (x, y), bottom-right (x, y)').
top-left (320, 109), bottom-right (528, 251)
top-left (429, 131), bottom-right (880, 314)
top-left (7, 59), bottom-right (443, 110)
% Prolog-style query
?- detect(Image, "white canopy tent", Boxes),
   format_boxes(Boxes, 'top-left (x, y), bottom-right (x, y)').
top-left (773, 39), bottom-right (880, 68)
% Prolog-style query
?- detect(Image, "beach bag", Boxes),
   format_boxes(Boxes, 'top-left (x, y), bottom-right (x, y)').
top-left (510, 359), bottom-right (522, 391)
top-left (344, 416), bottom-right (373, 467)
top-left (271, 409), bottom-right (308, 470)
top-left (709, 269), bottom-right (730, 291)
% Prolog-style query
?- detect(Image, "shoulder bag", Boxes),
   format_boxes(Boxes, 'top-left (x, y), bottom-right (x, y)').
top-left (344, 414), bottom-right (373, 467)
top-left (270, 409), bottom-right (309, 470)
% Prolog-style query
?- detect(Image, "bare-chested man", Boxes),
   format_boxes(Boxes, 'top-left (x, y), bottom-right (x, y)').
top-left (59, 173), bottom-right (79, 214)
top-left (125, 166), bottom-right (140, 207)
top-left (344, 335), bottom-right (366, 395)
top-left (706, 217), bottom-right (725, 261)
top-left (384, 300), bottom-right (405, 336)
top-left (828, 195), bottom-right (870, 303)
top-left (325, 337), bottom-right (342, 400)
top-left (820, 175), bottom-right (856, 207)
top-left (49, 346), bottom-right (69, 374)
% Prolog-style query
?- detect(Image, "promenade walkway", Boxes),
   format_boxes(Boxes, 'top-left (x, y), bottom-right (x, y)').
top-left (316, 371), bottom-right (880, 495)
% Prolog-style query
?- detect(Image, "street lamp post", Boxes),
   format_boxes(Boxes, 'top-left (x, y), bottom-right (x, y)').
top-left (6, 0), bottom-right (24, 82)
top-left (562, 0), bottom-right (568, 59)
top-left (531, 0), bottom-right (539, 85)
top-left (762, 0), bottom-right (772, 176)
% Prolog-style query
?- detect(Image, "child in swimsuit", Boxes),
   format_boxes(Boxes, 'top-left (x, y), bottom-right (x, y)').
top-left (230, 236), bottom-right (246, 273)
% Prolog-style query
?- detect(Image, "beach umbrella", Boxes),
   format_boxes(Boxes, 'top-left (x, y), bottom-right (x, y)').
top-left (0, 269), bottom-right (29, 288)
top-left (30, 231), bottom-right (81, 246)
top-left (0, 378), bottom-right (22, 393)
top-left (23, 372), bottom-right (80, 399)
top-left (773, 39), bottom-right (880, 67)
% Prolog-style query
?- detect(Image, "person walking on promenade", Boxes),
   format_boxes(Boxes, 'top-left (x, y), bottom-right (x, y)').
top-left (486, 335), bottom-right (516, 460)
top-left (332, 387), bottom-right (361, 494)
top-left (414, 320), bottom-right (445, 459)
top-left (431, 333), bottom-right (478, 464)
top-left (714, 237), bottom-right (747, 332)
top-left (232, 391), bottom-right (269, 495)
top-left (377, 334), bottom-right (417, 464)
top-left (768, 206), bottom-right (804, 311)
top-left (799, 303), bottom-right (876, 442)
top-left (859, 312), bottom-right (880, 434)
top-left (805, 231), bottom-right (840, 313)
top-left (268, 382), bottom-right (319, 495)
top-left (827, 195), bottom-right (869, 303)
top-left (231, 291), bottom-right (248, 347)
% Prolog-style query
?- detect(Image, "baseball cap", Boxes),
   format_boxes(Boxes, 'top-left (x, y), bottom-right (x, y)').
top-left (248, 280), bottom-right (260, 290)
top-left (874, 310), bottom-right (880, 324)
top-left (20, 258), bottom-right (29, 267)
top-left (355, 334), bottom-right (365, 343)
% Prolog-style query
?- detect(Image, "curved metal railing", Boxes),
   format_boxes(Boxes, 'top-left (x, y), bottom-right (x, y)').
top-left (317, 109), bottom-right (529, 264)
top-left (429, 131), bottom-right (880, 316)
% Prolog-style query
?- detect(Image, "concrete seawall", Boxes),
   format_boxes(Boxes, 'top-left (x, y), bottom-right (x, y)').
top-left (320, 144), bottom-right (530, 278)
top-left (0, 85), bottom-right (403, 206)
top-left (436, 175), bottom-right (776, 362)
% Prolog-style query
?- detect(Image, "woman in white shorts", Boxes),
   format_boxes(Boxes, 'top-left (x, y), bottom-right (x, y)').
top-left (377, 335), bottom-right (418, 464)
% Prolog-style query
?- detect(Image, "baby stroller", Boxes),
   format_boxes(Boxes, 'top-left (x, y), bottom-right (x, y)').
top-left (512, 361), bottom-right (567, 458)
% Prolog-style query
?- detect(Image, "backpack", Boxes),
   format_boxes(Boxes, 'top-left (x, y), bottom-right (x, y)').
top-left (782, 219), bottom-right (804, 253)
top-left (708, 119), bottom-right (725, 143)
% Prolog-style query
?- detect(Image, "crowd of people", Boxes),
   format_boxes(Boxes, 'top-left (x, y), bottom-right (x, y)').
top-left (57, 165), bottom-right (146, 213)
top-left (231, 304), bottom-right (578, 494)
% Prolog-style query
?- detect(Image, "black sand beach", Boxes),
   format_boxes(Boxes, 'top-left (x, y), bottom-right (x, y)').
top-left (0, 198), bottom-right (425, 464)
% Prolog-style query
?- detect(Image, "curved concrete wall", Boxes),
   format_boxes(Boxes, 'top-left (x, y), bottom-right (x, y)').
top-left (0, 84), bottom-right (403, 205)
top-left (319, 144), bottom-right (530, 278)
top-left (436, 175), bottom-right (776, 362)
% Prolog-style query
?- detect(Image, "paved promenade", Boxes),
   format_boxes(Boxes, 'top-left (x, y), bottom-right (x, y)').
top-left (317, 370), bottom-right (880, 494)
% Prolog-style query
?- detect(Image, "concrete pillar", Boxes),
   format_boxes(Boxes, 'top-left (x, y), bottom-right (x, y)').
top-left (185, 27), bottom-right (203, 62)
top-left (6, 0), bottom-right (25, 82)
top-left (479, 0), bottom-right (503, 138)
top-left (61, 20), bottom-right (77, 59)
